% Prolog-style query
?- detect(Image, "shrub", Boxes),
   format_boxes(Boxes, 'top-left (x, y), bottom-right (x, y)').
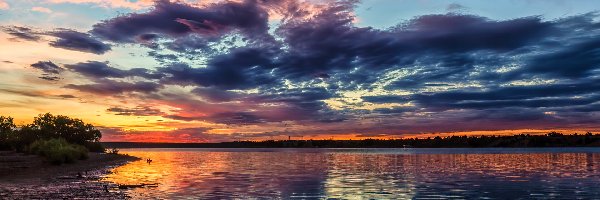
top-left (84, 142), bottom-right (106, 153)
top-left (29, 138), bottom-right (89, 165)
top-left (107, 147), bottom-right (119, 154)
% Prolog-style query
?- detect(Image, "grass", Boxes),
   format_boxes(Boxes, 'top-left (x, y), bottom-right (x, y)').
top-left (29, 138), bottom-right (89, 165)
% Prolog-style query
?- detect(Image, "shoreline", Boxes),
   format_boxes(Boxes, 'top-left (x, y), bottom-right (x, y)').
top-left (0, 152), bottom-right (139, 199)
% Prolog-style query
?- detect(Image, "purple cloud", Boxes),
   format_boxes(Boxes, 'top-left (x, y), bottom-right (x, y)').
top-left (49, 29), bottom-right (111, 54)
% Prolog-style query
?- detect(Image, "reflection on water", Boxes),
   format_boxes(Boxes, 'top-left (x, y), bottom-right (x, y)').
top-left (105, 148), bottom-right (600, 199)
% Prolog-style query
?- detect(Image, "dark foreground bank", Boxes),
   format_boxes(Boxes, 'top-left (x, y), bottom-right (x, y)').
top-left (0, 152), bottom-right (139, 199)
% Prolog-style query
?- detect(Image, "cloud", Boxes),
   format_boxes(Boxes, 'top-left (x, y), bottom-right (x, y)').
top-left (0, 1), bottom-right (8, 10)
top-left (91, 0), bottom-right (272, 44)
top-left (147, 85), bottom-right (339, 125)
top-left (65, 79), bottom-right (162, 95)
top-left (2, 26), bottom-right (41, 41)
top-left (446, 3), bottom-right (466, 12)
top-left (97, 1), bottom-right (555, 88)
top-left (106, 106), bottom-right (164, 116)
top-left (364, 77), bottom-right (600, 110)
top-left (44, 0), bottom-right (153, 10)
top-left (56, 94), bottom-right (77, 99)
top-left (191, 87), bottom-right (243, 102)
top-left (2, 26), bottom-right (111, 54)
top-left (266, 10), bottom-right (553, 83)
top-left (518, 38), bottom-right (600, 78)
top-left (48, 29), bottom-right (111, 54)
top-left (76, 1), bottom-right (600, 133)
top-left (65, 61), bottom-right (162, 79)
top-left (157, 52), bottom-right (275, 90)
top-left (99, 127), bottom-right (217, 143)
top-left (9, 1), bottom-right (600, 138)
top-left (31, 61), bottom-right (62, 74)
top-left (32, 7), bottom-right (53, 13)
top-left (30, 61), bottom-right (63, 81)
top-left (65, 61), bottom-right (124, 78)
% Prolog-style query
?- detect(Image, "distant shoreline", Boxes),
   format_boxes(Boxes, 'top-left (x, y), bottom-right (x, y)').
top-left (103, 133), bottom-right (600, 149)
top-left (0, 152), bottom-right (139, 199)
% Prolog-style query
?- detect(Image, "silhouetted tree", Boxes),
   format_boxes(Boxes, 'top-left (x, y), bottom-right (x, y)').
top-left (24, 113), bottom-right (102, 145)
top-left (0, 116), bottom-right (16, 149)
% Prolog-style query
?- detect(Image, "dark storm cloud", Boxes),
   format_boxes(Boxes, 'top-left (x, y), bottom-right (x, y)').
top-left (30, 61), bottom-right (62, 81)
top-left (56, 94), bottom-right (77, 99)
top-left (91, 0), bottom-right (271, 43)
top-left (191, 87), bottom-right (243, 102)
top-left (99, 126), bottom-right (221, 142)
top-left (31, 61), bottom-right (62, 74)
top-left (65, 61), bottom-right (125, 78)
top-left (362, 78), bottom-right (600, 112)
top-left (415, 80), bottom-right (600, 104)
top-left (362, 95), bottom-right (410, 104)
top-left (107, 106), bottom-right (164, 116)
top-left (164, 86), bottom-right (340, 124)
top-left (48, 29), bottom-right (111, 54)
top-left (248, 87), bottom-right (334, 114)
top-left (271, 10), bottom-right (552, 80)
top-left (207, 112), bottom-right (265, 124)
top-left (164, 35), bottom-right (213, 54)
top-left (38, 76), bottom-right (61, 81)
top-left (65, 79), bottom-right (161, 95)
top-left (461, 108), bottom-right (555, 122)
top-left (2, 27), bottom-right (110, 54)
top-left (88, 0), bottom-right (557, 90)
top-left (394, 14), bottom-right (552, 52)
top-left (158, 47), bottom-right (276, 89)
top-left (65, 61), bottom-right (163, 79)
top-left (2, 26), bottom-right (41, 41)
top-left (148, 51), bottom-right (179, 62)
top-left (517, 38), bottom-right (600, 78)
top-left (65, 0), bottom-right (600, 132)
top-left (450, 96), bottom-right (599, 110)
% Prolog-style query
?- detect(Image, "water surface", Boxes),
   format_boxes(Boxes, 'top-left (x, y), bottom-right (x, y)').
top-left (105, 148), bottom-right (600, 199)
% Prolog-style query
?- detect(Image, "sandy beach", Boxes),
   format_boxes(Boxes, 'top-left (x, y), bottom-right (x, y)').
top-left (0, 151), bottom-right (139, 199)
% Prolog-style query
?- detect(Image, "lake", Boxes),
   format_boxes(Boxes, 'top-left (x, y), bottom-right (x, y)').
top-left (104, 148), bottom-right (600, 199)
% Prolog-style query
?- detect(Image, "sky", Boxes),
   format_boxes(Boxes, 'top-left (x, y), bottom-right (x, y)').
top-left (1, 0), bottom-right (600, 142)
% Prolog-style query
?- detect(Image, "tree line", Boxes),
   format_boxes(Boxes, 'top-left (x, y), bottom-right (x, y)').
top-left (104, 132), bottom-right (600, 148)
top-left (0, 113), bottom-right (104, 164)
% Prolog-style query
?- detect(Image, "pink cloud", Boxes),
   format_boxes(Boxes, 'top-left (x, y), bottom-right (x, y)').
top-left (0, 1), bottom-right (9, 10)
top-left (45, 0), bottom-right (154, 9)
top-left (32, 7), bottom-right (53, 13)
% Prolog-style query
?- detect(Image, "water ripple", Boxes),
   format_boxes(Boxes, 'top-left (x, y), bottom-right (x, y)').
top-left (104, 148), bottom-right (600, 199)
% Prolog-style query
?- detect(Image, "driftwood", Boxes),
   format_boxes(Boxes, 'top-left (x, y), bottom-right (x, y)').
top-left (117, 183), bottom-right (159, 189)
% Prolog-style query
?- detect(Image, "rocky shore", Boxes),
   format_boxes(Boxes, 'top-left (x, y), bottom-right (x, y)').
top-left (0, 151), bottom-right (139, 199)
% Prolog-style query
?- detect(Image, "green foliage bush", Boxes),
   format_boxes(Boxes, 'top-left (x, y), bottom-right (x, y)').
top-left (29, 138), bottom-right (89, 165)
